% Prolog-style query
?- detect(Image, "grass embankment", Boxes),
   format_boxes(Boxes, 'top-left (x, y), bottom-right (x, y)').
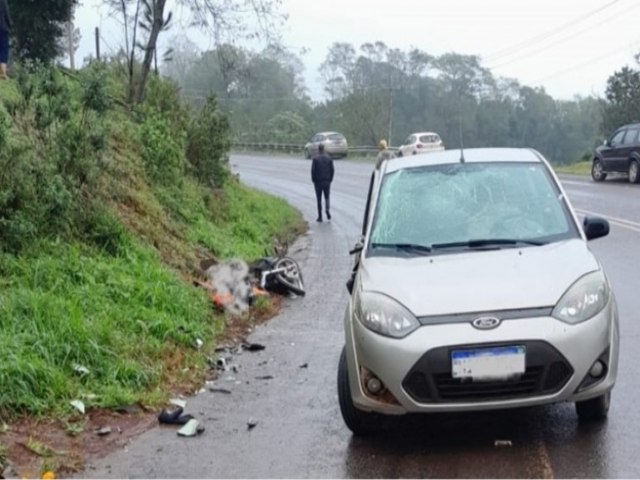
top-left (552, 160), bottom-right (591, 176)
top-left (0, 68), bottom-right (304, 420)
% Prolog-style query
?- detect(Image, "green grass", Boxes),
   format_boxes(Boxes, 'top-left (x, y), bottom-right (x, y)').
top-left (0, 71), bottom-right (306, 420)
top-left (552, 161), bottom-right (591, 176)
top-left (0, 239), bottom-right (214, 417)
top-left (0, 181), bottom-right (304, 418)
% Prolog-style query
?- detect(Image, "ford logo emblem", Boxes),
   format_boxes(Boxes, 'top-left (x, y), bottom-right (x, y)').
top-left (472, 317), bottom-right (501, 330)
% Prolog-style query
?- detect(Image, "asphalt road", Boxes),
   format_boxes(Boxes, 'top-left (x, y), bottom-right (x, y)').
top-left (84, 155), bottom-right (640, 478)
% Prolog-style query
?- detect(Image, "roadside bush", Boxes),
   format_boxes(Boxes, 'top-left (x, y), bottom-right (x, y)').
top-left (0, 63), bottom-right (113, 253)
top-left (140, 113), bottom-right (186, 186)
top-left (186, 95), bottom-right (231, 188)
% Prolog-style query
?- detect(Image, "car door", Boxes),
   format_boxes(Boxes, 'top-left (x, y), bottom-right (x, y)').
top-left (619, 127), bottom-right (640, 171)
top-left (346, 171), bottom-right (377, 294)
top-left (401, 135), bottom-right (416, 156)
top-left (602, 129), bottom-right (627, 172)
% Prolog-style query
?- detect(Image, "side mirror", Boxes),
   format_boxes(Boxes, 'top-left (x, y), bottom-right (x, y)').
top-left (583, 216), bottom-right (609, 241)
top-left (349, 236), bottom-right (365, 255)
top-left (603, 138), bottom-right (608, 146)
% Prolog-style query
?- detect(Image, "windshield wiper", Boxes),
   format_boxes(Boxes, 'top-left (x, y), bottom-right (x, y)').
top-left (371, 242), bottom-right (432, 255)
top-left (431, 239), bottom-right (547, 250)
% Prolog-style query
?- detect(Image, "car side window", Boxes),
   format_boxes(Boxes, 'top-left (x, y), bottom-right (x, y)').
top-left (610, 130), bottom-right (626, 146)
top-left (622, 128), bottom-right (639, 145)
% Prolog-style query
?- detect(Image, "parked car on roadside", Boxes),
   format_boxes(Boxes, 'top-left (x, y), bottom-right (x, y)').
top-left (592, 122), bottom-right (640, 183)
top-left (304, 132), bottom-right (348, 159)
top-left (397, 131), bottom-right (445, 157)
top-left (339, 147), bottom-right (618, 436)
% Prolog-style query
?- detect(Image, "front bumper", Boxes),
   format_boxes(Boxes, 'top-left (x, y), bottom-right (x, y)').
top-left (343, 297), bottom-right (619, 415)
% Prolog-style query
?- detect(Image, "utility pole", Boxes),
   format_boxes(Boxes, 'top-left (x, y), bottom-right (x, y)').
top-left (66, 4), bottom-right (76, 69)
top-left (95, 27), bottom-right (101, 61)
top-left (66, 22), bottom-right (75, 70)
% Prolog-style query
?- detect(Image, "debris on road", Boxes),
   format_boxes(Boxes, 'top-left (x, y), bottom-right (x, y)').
top-left (169, 398), bottom-right (187, 409)
top-left (255, 375), bottom-right (274, 380)
top-left (70, 400), bottom-right (85, 415)
top-left (241, 340), bottom-right (266, 352)
top-left (158, 408), bottom-right (194, 426)
top-left (247, 419), bottom-right (258, 430)
top-left (208, 388), bottom-right (232, 394)
top-left (95, 426), bottom-right (112, 436)
top-left (299, 363), bottom-right (309, 369)
top-left (177, 419), bottom-right (205, 437)
top-left (494, 440), bottom-right (512, 447)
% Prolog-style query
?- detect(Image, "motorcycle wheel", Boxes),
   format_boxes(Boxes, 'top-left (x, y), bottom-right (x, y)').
top-left (274, 257), bottom-right (306, 296)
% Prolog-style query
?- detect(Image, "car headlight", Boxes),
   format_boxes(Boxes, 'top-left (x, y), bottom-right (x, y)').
top-left (354, 290), bottom-right (420, 338)
top-left (552, 270), bottom-right (609, 324)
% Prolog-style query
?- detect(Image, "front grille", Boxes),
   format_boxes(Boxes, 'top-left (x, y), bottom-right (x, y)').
top-left (402, 341), bottom-right (573, 403)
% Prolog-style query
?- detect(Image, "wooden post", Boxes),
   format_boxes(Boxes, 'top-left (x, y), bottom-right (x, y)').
top-left (66, 20), bottom-right (75, 70)
top-left (95, 27), bottom-right (101, 61)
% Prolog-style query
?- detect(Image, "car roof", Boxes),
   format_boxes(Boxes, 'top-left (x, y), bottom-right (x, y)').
top-left (384, 148), bottom-right (545, 173)
top-left (316, 131), bottom-right (343, 136)
top-left (407, 131), bottom-right (440, 136)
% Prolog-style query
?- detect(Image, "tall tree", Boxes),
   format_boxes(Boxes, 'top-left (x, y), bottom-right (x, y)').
top-left (8, 0), bottom-right (78, 63)
top-left (602, 61), bottom-right (640, 134)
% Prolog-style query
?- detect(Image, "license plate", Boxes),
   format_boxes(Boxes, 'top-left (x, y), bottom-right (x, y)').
top-left (451, 346), bottom-right (526, 381)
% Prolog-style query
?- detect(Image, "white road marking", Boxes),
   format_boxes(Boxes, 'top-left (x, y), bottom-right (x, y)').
top-left (561, 180), bottom-right (593, 187)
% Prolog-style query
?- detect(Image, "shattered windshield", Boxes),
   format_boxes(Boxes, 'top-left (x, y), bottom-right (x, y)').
top-left (369, 162), bottom-right (578, 254)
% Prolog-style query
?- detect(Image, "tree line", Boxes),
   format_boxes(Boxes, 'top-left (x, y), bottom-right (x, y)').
top-left (6, 1), bottom-right (640, 164)
top-left (166, 40), bottom-right (640, 165)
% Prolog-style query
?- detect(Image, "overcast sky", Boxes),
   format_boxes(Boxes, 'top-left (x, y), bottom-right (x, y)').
top-left (73, 0), bottom-right (640, 101)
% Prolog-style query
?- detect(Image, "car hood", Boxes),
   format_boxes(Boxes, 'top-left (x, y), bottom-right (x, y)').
top-left (359, 239), bottom-right (599, 316)
top-left (595, 144), bottom-right (608, 154)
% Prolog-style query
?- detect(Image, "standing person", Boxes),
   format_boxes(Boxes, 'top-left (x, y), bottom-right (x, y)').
top-left (0, 0), bottom-right (10, 80)
top-left (311, 143), bottom-right (334, 222)
top-left (375, 139), bottom-right (395, 169)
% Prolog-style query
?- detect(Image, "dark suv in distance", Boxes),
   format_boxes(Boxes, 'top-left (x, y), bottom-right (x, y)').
top-left (592, 122), bottom-right (640, 183)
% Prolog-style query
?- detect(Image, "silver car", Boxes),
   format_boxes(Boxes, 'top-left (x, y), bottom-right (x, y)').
top-left (304, 132), bottom-right (348, 159)
top-left (339, 148), bottom-right (619, 435)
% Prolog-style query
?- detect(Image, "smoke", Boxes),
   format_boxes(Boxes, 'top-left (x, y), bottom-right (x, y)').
top-left (204, 259), bottom-right (252, 316)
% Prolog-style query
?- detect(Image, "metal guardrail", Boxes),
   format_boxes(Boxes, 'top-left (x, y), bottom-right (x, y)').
top-left (232, 142), bottom-right (399, 156)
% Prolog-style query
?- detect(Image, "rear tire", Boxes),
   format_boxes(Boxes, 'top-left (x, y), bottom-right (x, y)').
top-left (591, 159), bottom-right (607, 182)
top-left (629, 160), bottom-right (640, 184)
top-left (337, 347), bottom-right (382, 435)
top-left (576, 391), bottom-right (611, 421)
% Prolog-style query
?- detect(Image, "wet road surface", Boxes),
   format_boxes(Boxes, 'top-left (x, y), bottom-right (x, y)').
top-left (83, 156), bottom-right (640, 478)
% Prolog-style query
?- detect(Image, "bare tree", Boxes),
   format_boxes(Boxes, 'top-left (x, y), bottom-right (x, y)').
top-left (105, 0), bottom-right (284, 105)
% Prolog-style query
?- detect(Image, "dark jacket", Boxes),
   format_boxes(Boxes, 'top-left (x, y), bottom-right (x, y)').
top-left (311, 153), bottom-right (334, 185)
top-left (0, 0), bottom-right (11, 32)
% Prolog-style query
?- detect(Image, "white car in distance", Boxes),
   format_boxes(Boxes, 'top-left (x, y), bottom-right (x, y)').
top-left (398, 132), bottom-right (445, 157)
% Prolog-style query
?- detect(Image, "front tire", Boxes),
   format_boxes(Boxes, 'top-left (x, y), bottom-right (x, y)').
top-left (576, 391), bottom-right (611, 421)
top-left (274, 257), bottom-right (305, 296)
top-left (591, 159), bottom-right (607, 182)
top-left (304, 148), bottom-right (311, 159)
top-left (337, 347), bottom-right (382, 435)
top-left (629, 160), bottom-right (640, 184)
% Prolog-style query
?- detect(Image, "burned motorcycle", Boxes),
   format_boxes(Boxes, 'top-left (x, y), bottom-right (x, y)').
top-left (249, 251), bottom-right (305, 297)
